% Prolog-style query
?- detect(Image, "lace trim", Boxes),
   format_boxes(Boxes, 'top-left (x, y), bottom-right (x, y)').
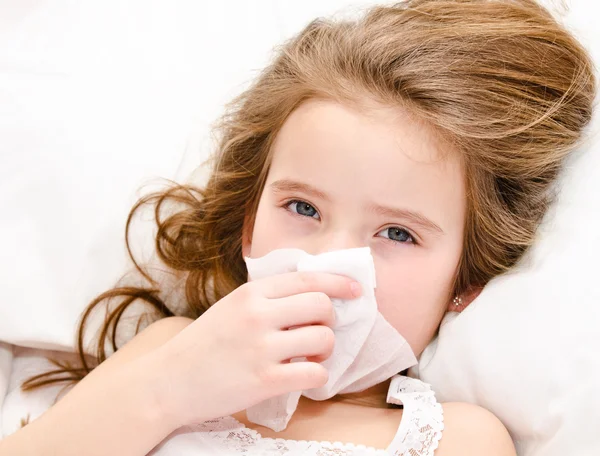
top-left (226, 415), bottom-right (388, 455)
top-left (385, 376), bottom-right (444, 456)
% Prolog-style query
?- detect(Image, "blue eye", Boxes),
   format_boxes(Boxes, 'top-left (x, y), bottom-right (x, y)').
top-left (377, 226), bottom-right (415, 244)
top-left (286, 200), bottom-right (320, 220)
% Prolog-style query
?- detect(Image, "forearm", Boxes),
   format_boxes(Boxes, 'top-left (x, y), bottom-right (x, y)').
top-left (0, 354), bottom-right (175, 456)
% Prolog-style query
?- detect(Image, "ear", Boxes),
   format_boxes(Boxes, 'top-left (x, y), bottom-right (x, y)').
top-left (447, 286), bottom-right (483, 313)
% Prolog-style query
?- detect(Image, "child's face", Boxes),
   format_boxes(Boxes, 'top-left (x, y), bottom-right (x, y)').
top-left (243, 98), bottom-right (466, 357)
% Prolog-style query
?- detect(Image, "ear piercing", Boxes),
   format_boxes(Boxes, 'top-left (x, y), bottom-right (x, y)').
top-left (453, 296), bottom-right (463, 308)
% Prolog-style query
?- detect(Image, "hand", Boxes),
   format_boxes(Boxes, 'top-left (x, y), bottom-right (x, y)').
top-left (151, 271), bottom-right (361, 428)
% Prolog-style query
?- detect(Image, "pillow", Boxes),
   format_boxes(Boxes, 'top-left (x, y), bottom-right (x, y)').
top-left (0, 1), bottom-right (290, 351)
top-left (415, 1), bottom-right (600, 455)
top-left (0, 343), bottom-right (13, 432)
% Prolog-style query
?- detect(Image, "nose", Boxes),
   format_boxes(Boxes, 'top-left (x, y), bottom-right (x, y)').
top-left (314, 230), bottom-right (364, 255)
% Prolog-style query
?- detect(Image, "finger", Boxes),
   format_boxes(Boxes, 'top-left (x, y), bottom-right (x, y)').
top-left (263, 361), bottom-right (329, 394)
top-left (257, 271), bottom-right (361, 300)
top-left (270, 292), bottom-right (335, 329)
top-left (269, 325), bottom-right (335, 363)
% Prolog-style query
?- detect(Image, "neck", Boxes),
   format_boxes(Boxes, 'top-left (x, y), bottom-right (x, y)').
top-left (301, 378), bottom-right (393, 409)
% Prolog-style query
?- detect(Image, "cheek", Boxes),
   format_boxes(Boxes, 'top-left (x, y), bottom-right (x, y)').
top-left (373, 250), bottom-right (456, 357)
top-left (249, 199), bottom-right (282, 257)
top-left (249, 196), bottom-right (313, 257)
top-left (250, 194), bottom-right (316, 258)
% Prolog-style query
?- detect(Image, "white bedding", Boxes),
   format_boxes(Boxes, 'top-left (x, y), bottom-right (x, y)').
top-left (0, 346), bottom-right (77, 438)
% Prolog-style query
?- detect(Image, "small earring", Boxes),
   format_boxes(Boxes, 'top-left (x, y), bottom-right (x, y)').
top-left (453, 296), bottom-right (463, 308)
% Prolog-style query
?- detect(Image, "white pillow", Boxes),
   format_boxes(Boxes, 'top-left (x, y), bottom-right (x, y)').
top-left (415, 2), bottom-right (600, 455)
top-left (0, 343), bottom-right (13, 432)
top-left (0, 0), bottom-right (290, 351)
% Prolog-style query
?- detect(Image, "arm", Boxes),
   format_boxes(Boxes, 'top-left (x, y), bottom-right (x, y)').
top-left (0, 316), bottom-right (194, 456)
top-left (437, 402), bottom-right (516, 456)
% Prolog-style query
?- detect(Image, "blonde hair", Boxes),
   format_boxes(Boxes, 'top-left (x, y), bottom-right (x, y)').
top-left (24, 0), bottom-right (596, 396)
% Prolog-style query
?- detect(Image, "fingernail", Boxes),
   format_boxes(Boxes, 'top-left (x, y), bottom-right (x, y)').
top-left (350, 281), bottom-right (362, 298)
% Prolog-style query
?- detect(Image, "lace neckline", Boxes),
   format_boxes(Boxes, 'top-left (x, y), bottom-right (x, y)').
top-left (227, 415), bottom-right (388, 454)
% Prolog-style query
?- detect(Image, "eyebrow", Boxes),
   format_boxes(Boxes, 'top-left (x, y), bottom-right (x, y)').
top-left (270, 179), bottom-right (331, 201)
top-left (270, 179), bottom-right (444, 235)
top-left (367, 204), bottom-right (444, 235)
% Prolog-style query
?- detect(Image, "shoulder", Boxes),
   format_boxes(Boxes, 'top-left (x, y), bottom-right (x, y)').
top-left (436, 402), bottom-right (516, 456)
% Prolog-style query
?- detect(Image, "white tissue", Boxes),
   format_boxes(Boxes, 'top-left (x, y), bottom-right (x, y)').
top-left (244, 247), bottom-right (417, 432)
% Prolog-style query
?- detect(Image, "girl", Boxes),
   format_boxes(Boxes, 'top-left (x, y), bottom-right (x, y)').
top-left (1, 0), bottom-right (595, 454)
